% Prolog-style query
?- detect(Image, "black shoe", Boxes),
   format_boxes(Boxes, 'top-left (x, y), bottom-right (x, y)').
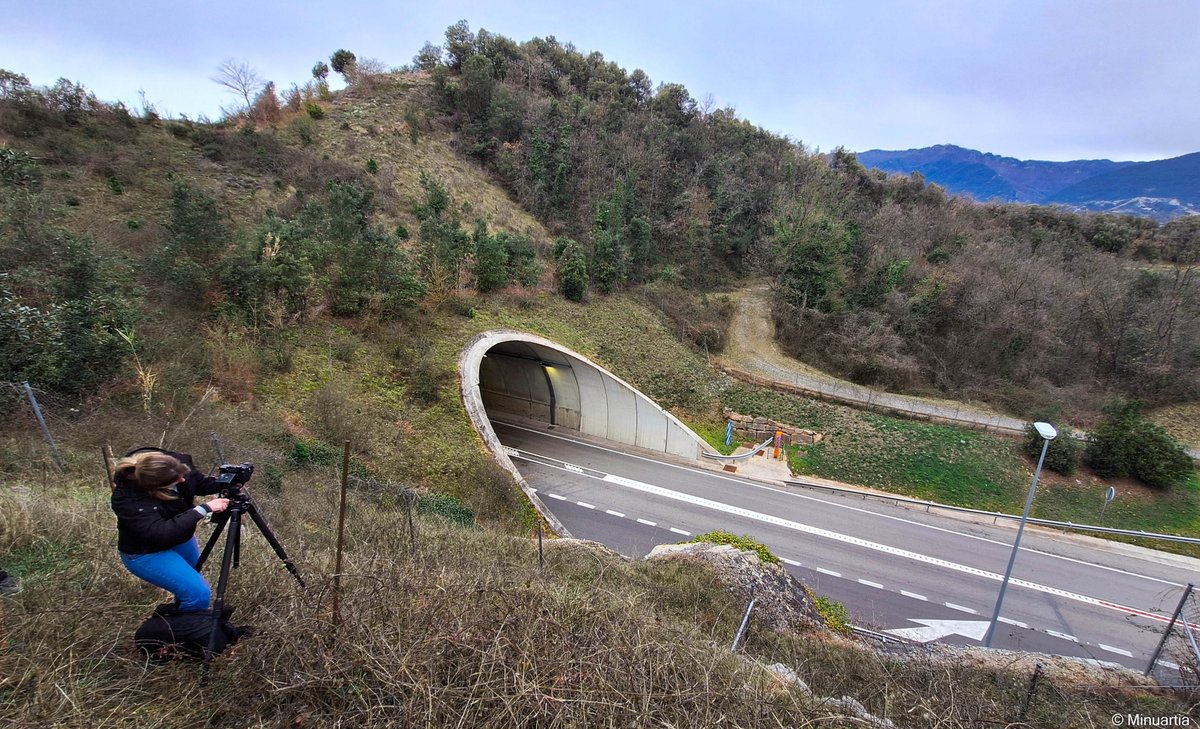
top-left (0, 571), bottom-right (20, 596)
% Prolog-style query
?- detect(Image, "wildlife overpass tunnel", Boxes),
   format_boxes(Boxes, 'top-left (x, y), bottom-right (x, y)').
top-left (459, 330), bottom-right (715, 533)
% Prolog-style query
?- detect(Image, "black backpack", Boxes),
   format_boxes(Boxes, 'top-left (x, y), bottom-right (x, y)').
top-left (134, 602), bottom-right (242, 661)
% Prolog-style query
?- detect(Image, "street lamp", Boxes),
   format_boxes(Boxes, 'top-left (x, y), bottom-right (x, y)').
top-left (984, 421), bottom-right (1057, 648)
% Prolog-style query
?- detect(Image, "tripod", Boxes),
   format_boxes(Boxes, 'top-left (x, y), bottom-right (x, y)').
top-left (196, 487), bottom-right (305, 662)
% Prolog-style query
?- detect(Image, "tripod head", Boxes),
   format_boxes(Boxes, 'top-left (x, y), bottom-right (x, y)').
top-left (216, 463), bottom-right (255, 500)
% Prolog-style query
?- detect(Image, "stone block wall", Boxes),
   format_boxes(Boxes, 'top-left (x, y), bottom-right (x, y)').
top-left (726, 411), bottom-right (823, 447)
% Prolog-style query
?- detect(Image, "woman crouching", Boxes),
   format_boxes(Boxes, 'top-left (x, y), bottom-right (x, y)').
top-left (111, 450), bottom-right (229, 612)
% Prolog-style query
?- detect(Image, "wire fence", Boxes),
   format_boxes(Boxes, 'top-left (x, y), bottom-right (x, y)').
top-left (1146, 583), bottom-right (1200, 695)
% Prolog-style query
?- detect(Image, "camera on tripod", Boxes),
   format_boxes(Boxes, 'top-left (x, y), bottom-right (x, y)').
top-left (216, 463), bottom-right (254, 498)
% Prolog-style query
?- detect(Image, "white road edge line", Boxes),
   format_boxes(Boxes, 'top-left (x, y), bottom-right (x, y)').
top-left (816, 568), bottom-right (842, 577)
top-left (901, 590), bottom-right (928, 601)
top-left (577, 501), bottom-right (595, 509)
top-left (1046, 630), bottom-right (1078, 642)
top-left (669, 527), bottom-right (691, 536)
top-left (945, 602), bottom-right (979, 614)
top-left (1099, 644), bottom-right (1134, 658)
top-left (605, 509), bottom-right (625, 517)
top-left (546, 493), bottom-right (567, 501)
top-left (636, 518), bottom-right (657, 527)
top-left (781, 558), bottom-right (801, 566)
top-left (998, 617), bottom-right (1030, 629)
top-left (858, 579), bottom-right (884, 589)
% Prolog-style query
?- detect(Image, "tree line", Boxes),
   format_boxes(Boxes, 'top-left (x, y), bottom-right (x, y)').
top-left (406, 23), bottom-right (1197, 418)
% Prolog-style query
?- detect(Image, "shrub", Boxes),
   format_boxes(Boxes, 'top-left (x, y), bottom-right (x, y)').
top-left (1023, 422), bottom-right (1081, 475)
top-left (304, 102), bottom-right (324, 120)
top-left (809, 590), bottom-right (852, 635)
top-left (417, 491), bottom-right (475, 527)
top-left (689, 530), bottom-right (779, 564)
top-left (1085, 400), bottom-right (1194, 489)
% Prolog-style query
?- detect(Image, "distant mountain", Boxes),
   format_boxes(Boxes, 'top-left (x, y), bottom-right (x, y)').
top-left (856, 144), bottom-right (1199, 221)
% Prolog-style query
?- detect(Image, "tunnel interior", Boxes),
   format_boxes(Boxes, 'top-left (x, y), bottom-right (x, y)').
top-left (468, 333), bottom-right (709, 461)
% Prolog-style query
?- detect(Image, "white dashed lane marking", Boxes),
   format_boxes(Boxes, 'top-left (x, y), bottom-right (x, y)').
top-left (538, 478), bottom-right (1144, 660)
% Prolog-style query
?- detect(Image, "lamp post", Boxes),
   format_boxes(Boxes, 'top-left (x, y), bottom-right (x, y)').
top-left (984, 421), bottom-right (1057, 648)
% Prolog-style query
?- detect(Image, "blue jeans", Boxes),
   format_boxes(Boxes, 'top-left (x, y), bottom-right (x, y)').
top-left (120, 538), bottom-right (211, 612)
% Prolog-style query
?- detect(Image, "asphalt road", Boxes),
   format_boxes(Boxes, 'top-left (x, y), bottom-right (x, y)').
top-left (495, 420), bottom-right (1200, 674)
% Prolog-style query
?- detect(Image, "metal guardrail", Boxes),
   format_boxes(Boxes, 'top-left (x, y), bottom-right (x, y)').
top-left (701, 436), bottom-right (775, 461)
top-left (784, 478), bottom-right (1200, 546)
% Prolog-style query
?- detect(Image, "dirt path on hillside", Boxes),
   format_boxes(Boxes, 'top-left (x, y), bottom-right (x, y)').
top-left (715, 283), bottom-right (1029, 434)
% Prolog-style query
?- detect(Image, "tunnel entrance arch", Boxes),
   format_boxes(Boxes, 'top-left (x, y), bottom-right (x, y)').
top-left (460, 330), bottom-right (715, 533)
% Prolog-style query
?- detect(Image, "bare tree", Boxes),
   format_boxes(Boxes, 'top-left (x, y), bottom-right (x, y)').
top-left (212, 59), bottom-right (262, 117)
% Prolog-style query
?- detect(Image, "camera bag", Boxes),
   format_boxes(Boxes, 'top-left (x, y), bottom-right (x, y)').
top-left (134, 602), bottom-right (241, 661)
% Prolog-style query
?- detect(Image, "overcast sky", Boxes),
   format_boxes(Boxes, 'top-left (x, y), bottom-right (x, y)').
top-left (3, 0), bottom-right (1197, 162)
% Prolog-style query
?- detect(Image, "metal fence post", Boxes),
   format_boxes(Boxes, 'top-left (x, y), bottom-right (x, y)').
top-left (23, 382), bottom-right (64, 471)
top-left (405, 489), bottom-right (417, 554)
top-left (537, 520), bottom-right (545, 575)
top-left (331, 441), bottom-right (350, 631)
top-left (1017, 663), bottom-right (1043, 722)
top-left (731, 598), bottom-right (757, 651)
top-left (1147, 583), bottom-right (1193, 676)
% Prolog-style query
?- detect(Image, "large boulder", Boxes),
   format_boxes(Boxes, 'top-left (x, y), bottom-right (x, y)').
top-left (645, 542), bottom-right (827, 634)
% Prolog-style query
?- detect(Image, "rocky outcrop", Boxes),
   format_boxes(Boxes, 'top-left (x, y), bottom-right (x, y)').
top-left (645, 542), bottom-right (826, 633)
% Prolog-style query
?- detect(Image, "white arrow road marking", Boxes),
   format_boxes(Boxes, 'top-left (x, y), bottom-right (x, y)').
top-left (884, 619), bottom-right (991, 643)
top-left (595, 472), bottom-right (1168, 624)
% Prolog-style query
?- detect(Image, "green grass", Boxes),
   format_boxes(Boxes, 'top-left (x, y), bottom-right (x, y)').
top-left (688, 419), bottom-right (739, 455)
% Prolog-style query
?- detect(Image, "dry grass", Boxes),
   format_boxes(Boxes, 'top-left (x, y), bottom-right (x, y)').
top-left (2, 454), bottom-right (1195, 728)
top-left (1150, 402), bottom-right (1200, 450)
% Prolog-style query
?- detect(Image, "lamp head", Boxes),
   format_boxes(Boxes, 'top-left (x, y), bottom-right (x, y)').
top-left (1033, 421), bottom-right (1058, 441)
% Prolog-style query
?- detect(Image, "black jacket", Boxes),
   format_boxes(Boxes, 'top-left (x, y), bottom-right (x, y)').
top-left (112, 466), bottom-right (223, 555)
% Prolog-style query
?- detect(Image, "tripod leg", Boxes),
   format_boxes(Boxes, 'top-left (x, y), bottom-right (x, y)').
top-left (195, 511), bottom-right (229, 572)
top-left (244, 502), bottom-right (306, 587)
top-left (204, 506), bottom-right (242, 665)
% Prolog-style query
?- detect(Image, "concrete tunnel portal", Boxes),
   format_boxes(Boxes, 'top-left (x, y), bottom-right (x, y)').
top-left (460, 330), bottom-right (715, 533)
